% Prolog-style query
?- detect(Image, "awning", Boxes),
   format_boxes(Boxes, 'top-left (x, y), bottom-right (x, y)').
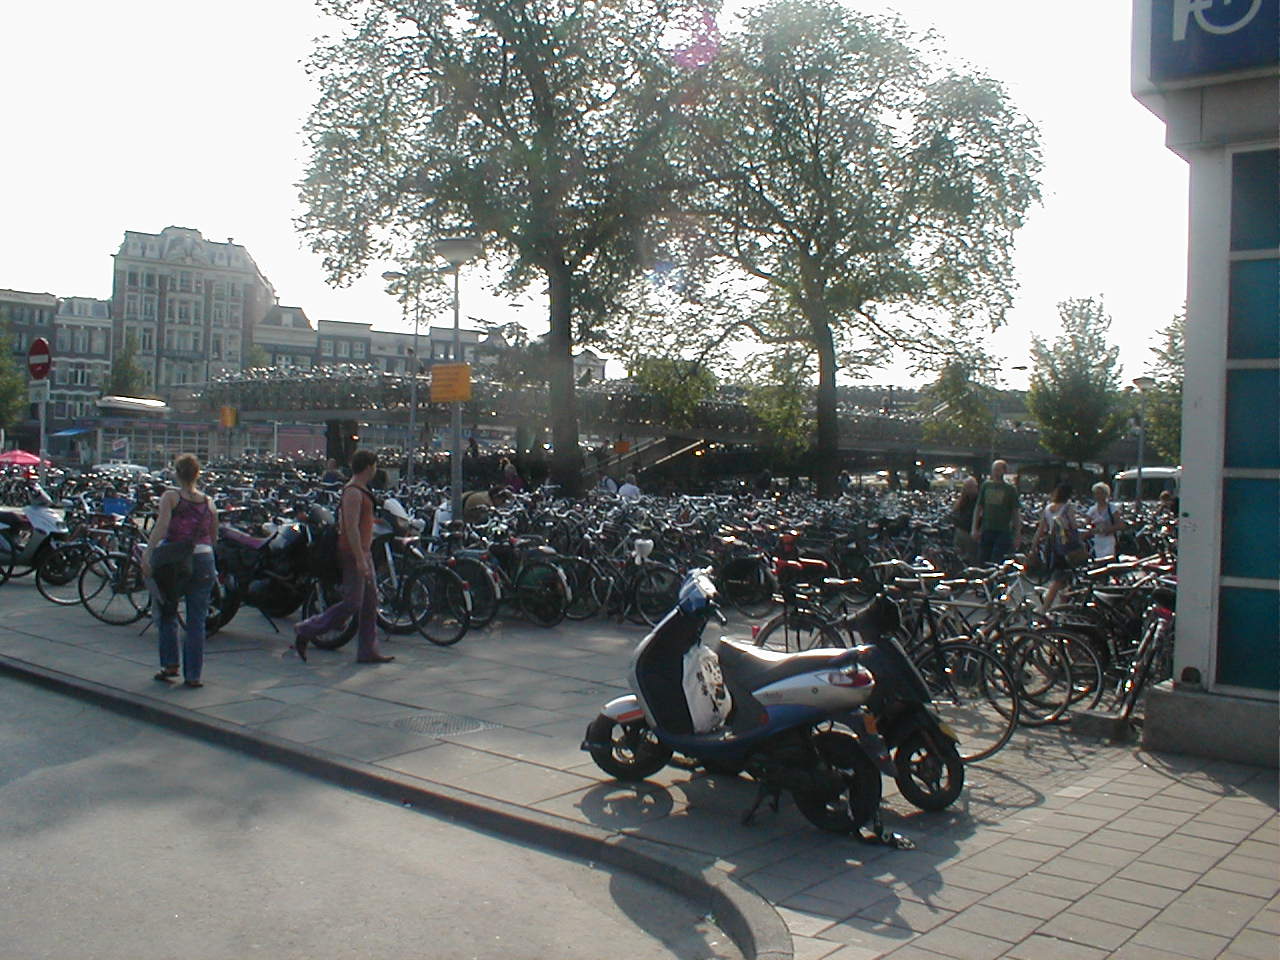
top-left (48, 427), bottom-right (96, 438)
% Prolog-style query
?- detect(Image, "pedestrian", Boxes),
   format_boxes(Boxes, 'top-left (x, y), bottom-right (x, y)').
top-left (142, 453), bottom-right (217, 688)
top-left (462, 484), bottom-right (511, 523)
top-left (1085, 482), bottom-right (1123, 559)
top-left (597, 471), bottom-right (619, 495)
top-left (950, 476), bottom-right (980, 564)
top-left (971, 459), bottom-right (1020, 564)
top-left (321, 458), bottom-right (344, 484)
top-left (467, 435), bottom-right (480, 458)
top-left (293, 449), bottom-right (394, 664)
top-left (618, 473), bottom-right (641, 501)
top-left (500, 457), bottom-right (524, 492)
top-left (1031, 483), bottom-right (1084, 608)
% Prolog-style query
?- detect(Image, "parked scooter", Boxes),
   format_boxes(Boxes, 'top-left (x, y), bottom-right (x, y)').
top-left (582, 571), bottom-right (901, 837)
top-left (0, 483), bottom-right (70, 579)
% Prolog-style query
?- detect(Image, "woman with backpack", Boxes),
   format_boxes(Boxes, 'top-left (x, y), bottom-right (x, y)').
top-left (1030, 483), bottom-right (1087, 609)
top-left (142, 453), bottom-right (217, 688)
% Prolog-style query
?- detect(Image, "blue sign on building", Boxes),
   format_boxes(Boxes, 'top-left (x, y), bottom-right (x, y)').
top-left (1150, 0), bottom-right (1280, 81)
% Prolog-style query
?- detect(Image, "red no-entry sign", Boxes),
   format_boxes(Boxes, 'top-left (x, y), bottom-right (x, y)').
top-left (27, 337), bottom-right (51, 380)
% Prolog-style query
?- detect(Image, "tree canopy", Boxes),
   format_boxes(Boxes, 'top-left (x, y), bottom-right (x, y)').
top-left (0, 330), bottom-right (26, 432)
top-left (1026, 297), bottom-right (1125, 467)
top-left (298, 0), bottom-right (707, 492)
top-left (672, 0), bottom-right (1042, 494)
top-left (108, 331), bottom-right (148, 398)
top-left (918, 360), bottom-right (997, 449)
top-left (1143, 311), bottom-right (1184, 463)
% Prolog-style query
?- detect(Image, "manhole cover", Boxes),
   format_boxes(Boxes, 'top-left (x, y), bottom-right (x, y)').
top-left (386, 711), bottom-right (499, 737)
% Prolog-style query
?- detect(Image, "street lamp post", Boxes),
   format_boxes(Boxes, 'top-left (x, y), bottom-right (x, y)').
top-left (1132, 376), bottom-right (1156, 503)
top-left (382, 270), bottom-right (422, 483)
top-left (433, 237), bottom-right (483, 518)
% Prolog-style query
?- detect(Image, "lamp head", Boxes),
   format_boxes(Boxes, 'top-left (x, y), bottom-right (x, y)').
top-left (433, 236), bottom-right (483, 267)
top-left (1132, 376), bottom-right (1157, 392)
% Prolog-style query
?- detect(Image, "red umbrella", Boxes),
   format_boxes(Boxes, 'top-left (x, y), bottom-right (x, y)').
top-left (0, 450), bottom-right (47, 466)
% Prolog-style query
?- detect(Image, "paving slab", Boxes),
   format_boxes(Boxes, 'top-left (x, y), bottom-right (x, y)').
top-left (1, 578), bottom-right (1276, 960)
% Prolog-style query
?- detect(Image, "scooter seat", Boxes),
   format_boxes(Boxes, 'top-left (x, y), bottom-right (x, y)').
top-left (709, 637), bottom-right (853, 691)
top-left (221, 526), bottom-right (270, 550)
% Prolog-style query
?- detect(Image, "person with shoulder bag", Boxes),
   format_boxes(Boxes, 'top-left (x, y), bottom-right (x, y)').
top-left (142, 453), bottom-right (218, 688)
top-left (1031, 483), bottom-right (1087, 609)
top-left (292, 449), bottom-right (393, 664)
top-left (1085, 482), bottom-right (1123, 559)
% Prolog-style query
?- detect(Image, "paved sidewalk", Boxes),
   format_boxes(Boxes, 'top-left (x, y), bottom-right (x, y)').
top-left (1, 578), bottom-right (1275, 960)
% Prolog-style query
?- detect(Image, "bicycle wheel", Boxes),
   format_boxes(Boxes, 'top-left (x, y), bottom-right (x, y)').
top-left (303, 578), bottom-right (356, 650)
top-left (374, 565), bottom-right (421, 635)
top-left (718, 556), bottom-right (777, 620)
top-left (558, 556), bottom-right (602, 621)
top-left (1119, 618), bottom-right (1165, 721)
top-left (451, 556), bottom-right (499, 629)
top-left (632, 564), bottom-right (681, 626)
top-left (754, 610), bottom-right (844, 652)
top-left (915, 642), bottom-right (1020, 764)
top-left (413, 565), bottom-right (471, 646)
top-left (37, 542), bottom-right (95, 605)
top-left (78, 551), bottom-right (149, 625)
top-left (515, 560), bottom-right (568, 628)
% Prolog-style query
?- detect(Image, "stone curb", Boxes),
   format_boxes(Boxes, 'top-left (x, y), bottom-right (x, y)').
top-left (0, 652), bottom-right (792, 960)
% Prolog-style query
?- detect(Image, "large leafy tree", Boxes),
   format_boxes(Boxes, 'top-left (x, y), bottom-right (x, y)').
top-left (1143, 311), bottom-right (1184, 463)
top-left (918, 360), bottom-right (997, 448)
top-left (0, 329), bottom-right (26, 432)
top-left (1026, 297), bottom-right (1125, 467)
top-left (107, 331), bottom-right (149, 397)
top-left (677, 0), bottom-right (1042, 495)
top-left (298, 0), bottom-right (704, 494)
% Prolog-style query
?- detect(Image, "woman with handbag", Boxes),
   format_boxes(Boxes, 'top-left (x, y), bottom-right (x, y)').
top-left (1030, 483), bottom-right (1086, 609)
top-left (141, 453), bottom-right (218, 688)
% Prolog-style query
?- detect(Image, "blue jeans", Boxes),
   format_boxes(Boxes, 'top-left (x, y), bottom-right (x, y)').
top-left (978, 530), bottom-right (1014, 565)
top-left (153, 551), bottom-right (216, 684)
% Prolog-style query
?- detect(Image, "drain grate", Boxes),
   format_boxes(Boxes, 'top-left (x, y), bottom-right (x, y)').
top-left (386, 711), bottom-right (500, 737)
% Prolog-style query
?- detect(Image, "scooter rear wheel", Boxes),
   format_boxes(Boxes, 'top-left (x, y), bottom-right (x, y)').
top-left (793, 730), bottom-right (882, 834)
top-left (586, 713), bottom-right (672, 781)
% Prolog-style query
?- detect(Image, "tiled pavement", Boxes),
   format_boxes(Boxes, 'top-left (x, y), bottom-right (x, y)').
top-left (1, 578), bottom-right (1275, 960)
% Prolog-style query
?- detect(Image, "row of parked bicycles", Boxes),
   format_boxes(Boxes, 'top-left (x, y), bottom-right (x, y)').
top-left (0, 465), bottom-right (1179, 767)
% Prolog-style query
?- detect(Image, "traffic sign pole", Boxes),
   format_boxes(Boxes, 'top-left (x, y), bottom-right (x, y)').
top-left (27, 338), bottom-right (51, 483)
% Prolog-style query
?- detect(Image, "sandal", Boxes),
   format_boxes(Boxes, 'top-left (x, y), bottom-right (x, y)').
top-left (154, 668), bottom-right (179, 683)
top-left (183, 679), bottom-right (204, 688)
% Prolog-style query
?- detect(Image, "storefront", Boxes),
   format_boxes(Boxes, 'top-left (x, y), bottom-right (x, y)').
top-left (1132, 0), bottom-right (1278, 764)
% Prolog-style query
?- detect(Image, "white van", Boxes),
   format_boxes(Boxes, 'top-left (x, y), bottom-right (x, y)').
top-left (1113, 466), bottom-right (1180, 502)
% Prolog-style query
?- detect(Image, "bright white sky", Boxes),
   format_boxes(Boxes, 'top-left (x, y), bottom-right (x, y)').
top-left (3, 0), bottom-right (1187, 388)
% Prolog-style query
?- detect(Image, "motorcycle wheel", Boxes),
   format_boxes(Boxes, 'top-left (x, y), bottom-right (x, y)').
top-left (585, 713), bottom-right (673, 781)
top-left (36, 542), bottom-right (92, 605)
top-left (303, 579), bottom-right (357, 650)
top-left (204, 574), bottom-right (240, 638)
top-left (893, 729), bottom-right (965, 812)
top-left (793, 730), bottom-right (882, 834)
top-left (0, 530), bottom-right (14, 585)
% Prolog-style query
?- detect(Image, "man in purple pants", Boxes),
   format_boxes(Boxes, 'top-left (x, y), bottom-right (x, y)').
top-left (294, 449), bottom-right (394, 664)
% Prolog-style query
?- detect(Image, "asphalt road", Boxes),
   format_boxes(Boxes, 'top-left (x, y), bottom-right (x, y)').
top-left (0, 677), bottom-right (741, 960)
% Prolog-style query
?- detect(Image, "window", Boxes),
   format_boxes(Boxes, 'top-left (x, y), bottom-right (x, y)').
top-left (212, 280), bottom-right (224, 298)
top-left (192, 301), bottom-right (202, 323)
top-left (144, 272), bottom-right (155, 289)
top-left (165, 329), bottom-right (176, 351)
top-left (143, 296), bottom-right (156, 319)
top-left (337, 341), bottom-right (350, 357)
top-left (211, 334), bottom-right (222, 360)
top-left (212, 304), bottom-right (224, 325)
top-left (73, 365), bottom-right (88, 386)
top-left (352, 342), bottom-right (366, 358)
top-left (320, 340), bottom-right (333, 357)
top-left (140, 328), bottom-right (154, 352)
top-left (166, 299), bottom-right (175, 320)
top-left (91, 331), bottom-right (106, 355)
top-left (127, 270), bottom-right (139, 287)
top-left (228, 282), bottom-right (239, 298)
top-left (56, 328), bottom-right (70, 351)
top-left (178, 301), bottom-right (190, 323)
top-left (192, 332), bottom-right (201, 353)
top-left (179, 271), bottom-right (192, 292)
top-left (74, 330), bottom-right (87, 353)
top-left (55, 366), bottom-right (68, 385)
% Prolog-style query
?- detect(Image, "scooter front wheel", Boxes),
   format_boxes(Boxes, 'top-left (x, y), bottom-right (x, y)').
top-left (893, 729), bottom-right (965, 812)
top-left (585, 713), bottom-right (672, 781)
top-left (793, 730), bottom-right (882, 834)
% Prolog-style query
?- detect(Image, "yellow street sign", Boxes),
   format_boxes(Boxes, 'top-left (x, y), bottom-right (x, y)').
top-left (430, 363), bottom-right (472, 402)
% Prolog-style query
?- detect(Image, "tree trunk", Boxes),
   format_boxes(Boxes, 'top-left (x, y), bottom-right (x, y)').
top-left (546, 261), bottom-right (584, 495)
top-left (810, 310), bottom-right (839, 498)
